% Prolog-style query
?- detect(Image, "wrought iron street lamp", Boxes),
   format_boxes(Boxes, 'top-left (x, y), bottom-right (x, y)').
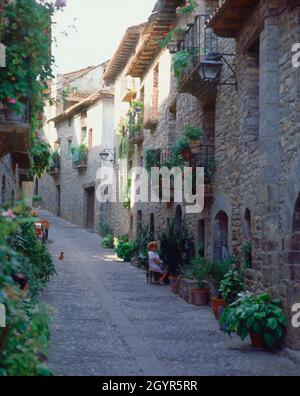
top-left (99, 149), bottom-right (115, 163)
top-left (198, 52), bottom-right (223, 82)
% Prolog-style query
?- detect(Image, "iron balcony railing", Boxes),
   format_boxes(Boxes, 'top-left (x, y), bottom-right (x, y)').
top-left (179, 14), bottom-right (219, 72)
top-left (160, 144), bottom-right (215, 168)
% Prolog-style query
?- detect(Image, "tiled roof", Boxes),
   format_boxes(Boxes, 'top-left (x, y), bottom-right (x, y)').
top-left (103, 23), bottom-right (146, 84)
top-left (206, 0), bottom-right (260, 38)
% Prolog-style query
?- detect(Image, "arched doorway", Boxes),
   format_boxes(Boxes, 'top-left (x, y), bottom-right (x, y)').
top-left (174, 205), bottom-right (183, 239)
top-left (214, 211), bottom-right (229, 262)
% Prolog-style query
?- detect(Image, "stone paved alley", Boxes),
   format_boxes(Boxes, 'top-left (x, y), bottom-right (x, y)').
top-left (41, 211), bottom-right (300, 376)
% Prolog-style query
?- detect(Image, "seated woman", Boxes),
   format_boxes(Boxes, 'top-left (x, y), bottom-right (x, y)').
top-left (148, 242), bottom-right (169, 284)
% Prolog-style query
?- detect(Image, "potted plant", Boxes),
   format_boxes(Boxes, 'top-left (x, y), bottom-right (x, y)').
top-left (79, 144), bottom-right (88, 165)
top-left (158, 221), bottom-right (189, 293)
top-left (219, 270), bottom-right (245, 305)
top-left (115, 239), bottom-right (137, 262)
top-left (191, 257), bottom-right (212, 306)
top-left (209, 258), bottom-right (233, 319)
top-left (32, 195), bottom-right (42, 208)
top-left (50, 151), bottom-right (60, 172)
top-left (220, 293), bottom-right (287, 350)
top-left (178, 263), bottom-right (198, 303)
top-left (241, 240), bottom-right (252, 268)
top-left (184, 126), bottom-right (203, 150)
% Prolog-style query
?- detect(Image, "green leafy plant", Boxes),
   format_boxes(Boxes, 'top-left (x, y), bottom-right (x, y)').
top-left (176, 0), bottom-right (197, 16)
top-left (144, 149), bottom-right (160, 173)
top-left (172, 50), bottom-right (191, 80)
top-left (220, 293), bottom-right (287, 349)
top-left (31, 137), bottom-right (52, 178)
top-left (184, 125), bottom-right (203, 141)
top-left (191, 257), bottom-right (212, 289)
top-left (50, 151), bottom-right (61, 170)
top-left (0, 0), bottom-right (60, 177)
top-left (158, 220), bottom-right (190, 275)
top-left (98, 221), bottom-right (113, 238)
top-left (123, 178), bottom-right (132, 210)
top-left (115, 240), bottom-right (137, 262)
top-left (209, 258), bottom-right (233, 298)
top-left (178, 263), bottom-right (195, 280)
top-left (32, 195), bottom-right (42, 203)
top-left (219, 271), bottom-right (244, 304)
top-left (101, 234), bottom-right (114, 249)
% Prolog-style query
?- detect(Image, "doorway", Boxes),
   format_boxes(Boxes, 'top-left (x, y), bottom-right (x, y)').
top-left (86, 187), bottom-right (95, 230)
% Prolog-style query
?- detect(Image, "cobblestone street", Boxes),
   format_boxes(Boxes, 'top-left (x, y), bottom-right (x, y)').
top-left (41, 211), bottom-right (300, 376)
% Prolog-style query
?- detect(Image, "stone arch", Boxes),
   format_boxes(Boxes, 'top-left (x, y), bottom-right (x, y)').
top-left (214, 211), bottom-right (229, 262)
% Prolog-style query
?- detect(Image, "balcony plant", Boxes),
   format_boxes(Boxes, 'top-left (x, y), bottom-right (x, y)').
top-left (50, 151), bottom-right (60, 172)
top-left (78, 144), bottom-right (88, 165)
top-left (220, 293), bottom-right (287, 350)
top-left (0, 0), bottom-right (62, 177)
top-left (172, 50), bottom-right (191, 81)
top-left (176, 0), bottom-right (197, 16)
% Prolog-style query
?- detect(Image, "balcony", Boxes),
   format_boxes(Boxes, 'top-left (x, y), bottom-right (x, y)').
top-left (160, 144), bottom-right (215, 203)
top-left (129, 127), bottom-right (143, 145)
top-left (175, 15), bottom-right (219, 103)
top-left (72, 146), bottom-right (88, 170)
top-left (48, 152), bottom-right (61, 177)
top-left (0, 100), bottom-right (30, 158)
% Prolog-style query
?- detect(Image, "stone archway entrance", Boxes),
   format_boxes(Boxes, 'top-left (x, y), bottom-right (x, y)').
top-left (214, 211), bottom-right (229, 262)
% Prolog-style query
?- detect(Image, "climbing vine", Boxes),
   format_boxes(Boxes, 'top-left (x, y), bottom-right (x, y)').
top-left (0, 0), bottom-right (64, 177)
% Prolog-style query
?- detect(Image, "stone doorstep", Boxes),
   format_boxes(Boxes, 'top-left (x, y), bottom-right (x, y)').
top-left (284, 348), bottom-right (300, 367)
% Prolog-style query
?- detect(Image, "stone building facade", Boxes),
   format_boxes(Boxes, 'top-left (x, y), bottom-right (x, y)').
top-left (103, 0), bottom-right (300, 350)
top-left (40, 65), bottom-right (114, 231)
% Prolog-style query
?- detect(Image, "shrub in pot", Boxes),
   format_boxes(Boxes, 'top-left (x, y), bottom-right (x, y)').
top-left (115, 240), bottom-right (137, 262)
top-left (191, 257), bottom-right (212, 306)
top-left (219, 270), bottom-right (244, 305)
top-left (101, 234), bottom-right (114, 249)
top-left (209, 258), bottom-right (233, 319)
top-left (220, 293), bottom-right (287, 350)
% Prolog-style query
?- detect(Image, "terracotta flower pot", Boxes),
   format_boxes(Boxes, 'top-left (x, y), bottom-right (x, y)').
top-left (211, 297), bottom-right (227, 320)
top-left (249, 331), bottom-right (265, 351)
top-left (192, 288), bottom-right (209, 306)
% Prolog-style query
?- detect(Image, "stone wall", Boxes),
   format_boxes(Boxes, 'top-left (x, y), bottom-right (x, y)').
top-left (0, 154), bottom-right (17, 205)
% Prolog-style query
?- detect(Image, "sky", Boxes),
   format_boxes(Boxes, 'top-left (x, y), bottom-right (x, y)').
top-left (52, 0), bottom-right (156, 75)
